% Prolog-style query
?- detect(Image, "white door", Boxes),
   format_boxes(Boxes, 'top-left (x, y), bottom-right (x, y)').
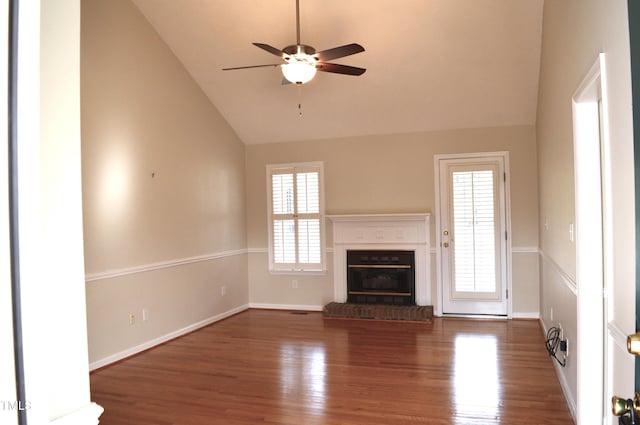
top-left (607, 2), bottom-right (640, 420)
top-left (437, 154), bottom-right (509, 316)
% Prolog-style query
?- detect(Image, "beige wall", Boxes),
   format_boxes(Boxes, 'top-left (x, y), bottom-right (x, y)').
top-left (246, 126), bottom-right (540, 315)
top-left (537, 0), bottom-right (635, 416)
top-left (82, 0), bottom-right (248, 366)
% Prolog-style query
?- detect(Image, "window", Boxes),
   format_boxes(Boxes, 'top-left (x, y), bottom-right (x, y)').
top-left (267, 162), bottom-right (325, 273)
top-left (451, 169), bottom-right (497, 293)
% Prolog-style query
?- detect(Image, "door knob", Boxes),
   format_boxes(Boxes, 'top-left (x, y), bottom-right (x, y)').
top-left (443, 242), bottom-right (449, 248)
top-left (628, 333), bottom-right (640, 355)
top-left (612, 393), bottom-right (640, 422)
top-left (612, 395), bottom-right (637, 416)
top-left (611, 334), bottom-right (640, 423)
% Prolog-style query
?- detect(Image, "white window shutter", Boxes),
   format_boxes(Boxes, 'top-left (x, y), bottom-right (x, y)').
top-left (273, 219), bottom-right (296, 263)
top-left (267, 163), bottom-right (324, 272)
top-left (272, 174), bottom-right (294, 215)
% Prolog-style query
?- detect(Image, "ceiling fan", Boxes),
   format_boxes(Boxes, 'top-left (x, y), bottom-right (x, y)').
top-left (222, 0), bottom-right (366, 85)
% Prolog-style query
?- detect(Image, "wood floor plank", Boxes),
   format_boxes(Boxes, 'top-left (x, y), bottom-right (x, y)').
top-left (90, 310), bottom-right (574, 424)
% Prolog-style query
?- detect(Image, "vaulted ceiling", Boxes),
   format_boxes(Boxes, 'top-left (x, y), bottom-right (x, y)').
top-left (131, 0), bottom-right (544, 145)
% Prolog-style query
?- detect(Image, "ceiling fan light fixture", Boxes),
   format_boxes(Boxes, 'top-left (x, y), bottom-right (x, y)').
top-left (222, 1), bottom-right (366, 86)
top-left (281, 57), bottom-right (317, 84)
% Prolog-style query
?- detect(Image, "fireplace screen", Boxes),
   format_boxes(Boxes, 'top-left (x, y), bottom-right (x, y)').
top-left (347, 250), bottom-right (415, 305)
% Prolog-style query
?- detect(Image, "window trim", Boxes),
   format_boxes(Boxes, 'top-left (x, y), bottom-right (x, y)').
top-left (266, 161), bottom-right (326, 274)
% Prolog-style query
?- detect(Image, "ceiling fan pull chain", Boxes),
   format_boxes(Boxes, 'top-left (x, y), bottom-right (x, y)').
top-left (297, 84), bottom-right (303, 117)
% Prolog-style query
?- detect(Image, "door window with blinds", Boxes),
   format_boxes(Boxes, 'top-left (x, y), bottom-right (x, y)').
top-left (451, 168), bottom-right (499, 296)
top-left (267, 162), bottom-right (325, 272)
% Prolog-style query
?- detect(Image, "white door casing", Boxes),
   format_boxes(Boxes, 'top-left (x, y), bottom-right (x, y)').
top-left (435, 152), bottom-right (511, 316)
top-left (572, 53), bottom-right (609, 425)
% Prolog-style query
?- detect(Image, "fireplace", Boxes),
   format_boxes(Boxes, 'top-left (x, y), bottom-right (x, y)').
top-left (347, 250), bottom-right (415, 305)
top-left (328, 213), bottom-right (431, 306)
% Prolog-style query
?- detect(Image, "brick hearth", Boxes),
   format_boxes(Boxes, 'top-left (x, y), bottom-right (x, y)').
top-left (323, 302), bottom-right (433, 322)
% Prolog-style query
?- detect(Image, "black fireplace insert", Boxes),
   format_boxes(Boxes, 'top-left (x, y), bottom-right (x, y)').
top-left (346, 250), bottom-right (415, 305)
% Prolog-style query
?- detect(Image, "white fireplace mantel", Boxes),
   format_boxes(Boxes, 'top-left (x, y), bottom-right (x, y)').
top-left (327, 213), bottom-right (431, 306)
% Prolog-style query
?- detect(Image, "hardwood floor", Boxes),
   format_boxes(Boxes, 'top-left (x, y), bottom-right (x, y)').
top-left (90, 310), bottom-right (574, 424)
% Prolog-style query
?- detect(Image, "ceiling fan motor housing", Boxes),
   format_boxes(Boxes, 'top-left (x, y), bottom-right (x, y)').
top-left (283, 44), bottom-right (317, 57)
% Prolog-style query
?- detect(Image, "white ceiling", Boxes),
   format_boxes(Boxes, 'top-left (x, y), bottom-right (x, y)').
top-left (131, 0), bottom-right (544, 145)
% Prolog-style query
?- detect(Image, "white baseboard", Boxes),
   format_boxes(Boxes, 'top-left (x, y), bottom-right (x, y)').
top-left (540, 319), bottom-right (577, 422)
top-left (512, 312), bottom-right (540, 319)
top-left (89, 304), bottom-right (249, 371)
top-left (440, 313), bottom-right (508, 319)
top-left (552, 349), bottom-right (578, 422)
top-left (249, 303), bottom-right (324, 312)
top-left (433, 312), bottom-right (540, 319)
top-left (49, 402), bottom-right (104, 425)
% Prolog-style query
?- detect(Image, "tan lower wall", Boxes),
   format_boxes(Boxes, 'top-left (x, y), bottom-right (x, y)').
top-left (539, 251), bottom-right (577, 417)
top-left (249, 250), bottom-right (540, 317)
top-left (511, 251), bottom-right (540, 316)
top-left (248, 251), bottom-right (335, 310)
top-left (86, 253), bottom-right (248, 367)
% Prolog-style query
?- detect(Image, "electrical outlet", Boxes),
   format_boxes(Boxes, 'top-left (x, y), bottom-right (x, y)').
top-left (550, 307), bottom-right (554, 322)
top-left (129, 313), bottom-right (135, 325)
top-left (142, 309), bottom-right (149, 321)
top-left (221, 286), bottom-right (227, 296)
top-left (569, 223), bottom-right (575, 242)
top-left (292, 280), bottom-right (298, 289)
top-left (557, 322), bottom-right (563, 339)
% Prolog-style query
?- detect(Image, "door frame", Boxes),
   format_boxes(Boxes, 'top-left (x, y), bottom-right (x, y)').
top-left (628, 0), bottom-right (640, 394)
top-left (572, 54), bottom-right (611, 424)
top-left (434, 151), bottom-right (513, 317)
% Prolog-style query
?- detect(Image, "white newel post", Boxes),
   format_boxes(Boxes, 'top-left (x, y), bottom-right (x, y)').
top-left (327, 214), bottom-right (431, 306)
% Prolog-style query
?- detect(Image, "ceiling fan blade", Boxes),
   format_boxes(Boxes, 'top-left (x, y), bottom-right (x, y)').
top-left (253, 43), bottom-right (285, 57)
top-left (222, 64), bottom-right (280, 71)
top-left (317, 62), bottom-right (366, 76)
top-left (316, 43), bottom-right (365, 62)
